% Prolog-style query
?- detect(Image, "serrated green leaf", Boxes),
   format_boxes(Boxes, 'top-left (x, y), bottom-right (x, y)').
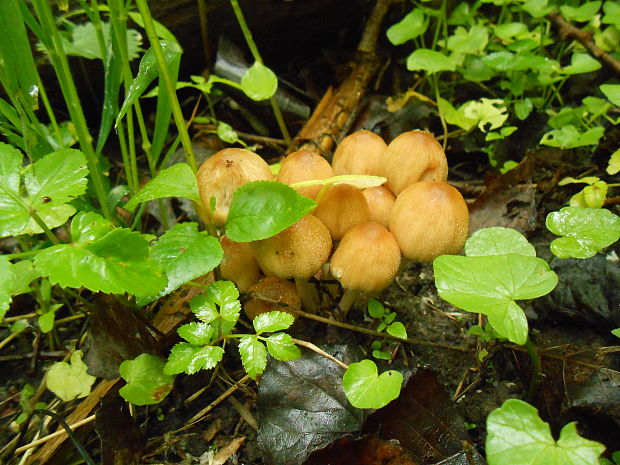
top-left (47, 351), bottom-right (96, 402)
top-left (367, 298), bottom-right (385, 318)
top-left (486, 399), bottom-right (605, 465)
top-left (465, 227), bottom-right (536, 257)
top-left (119, 354), bottom-right (173, 405)
top-left (433, 254), bottom-right (558, 344)
top-left (34, 212), bottom-right (167, 297)
top-left (226, 181), bottom-right (316, 242)
top-left (239, 336), bottom-right (267, 380)
top-left (386, 9), bottom-right (428, 45)
top-left (253, 311), bottom-right (295, 334)
top-left (561, 52), bottom-right (602, 74)
top-left (138, 223), bottom-right (223, 304)
top-left (600, 84), bottom-right (620, 106)
top-left (164, 342), bottom-right (224, 375)
top-left (191, 294), bottom-right (219, 323)
top-left (265, 333), bottom-right (301, 361)
top-left (205, 280), bottom-right (241, 321)
top-left (125, 163), bottom-right (200, 211)
top-left (386, 322), bottom-right (407, 339)
top-left (608, 148), bottom-right (620, 175)
top-left (546, 207), bottom-right (620, 259)
top-left (177, 322), bottom-right (215, 345)
top-left (560, 2), bottom-right (602, 22)
top-left (342, 359), bottom-right (403, 409)
top-left (407, 49), bottom-right (456, 73)
top-left (241, 62), bottom-right (278, 101)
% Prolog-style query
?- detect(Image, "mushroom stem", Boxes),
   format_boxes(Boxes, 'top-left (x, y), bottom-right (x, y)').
top-left (295, 278), bottom-right (320, 314)
top-left (338, 288), bottom-right (361, 317)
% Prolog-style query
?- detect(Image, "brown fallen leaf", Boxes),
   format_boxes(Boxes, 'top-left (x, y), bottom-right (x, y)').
top-left (210, 437), bottom-right (245, 465)
top-left (305, 434), bottom-right (418, 465)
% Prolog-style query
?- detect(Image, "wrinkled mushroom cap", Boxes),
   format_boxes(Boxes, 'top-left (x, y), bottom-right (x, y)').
top-left (330, 222), bottom-right (401, 293)
top-left (276, 150), bottom-right (334, 199)
top-left (250, 214), bottom-right (332, 279)
top-left (331, 130), bottom-right (387, 176)
top-left (388, 181), bottom-right (469, 262)
top-left (197, 148), bottom-right (274, 226)
top-left (383, 130), bottom-right (448, 195)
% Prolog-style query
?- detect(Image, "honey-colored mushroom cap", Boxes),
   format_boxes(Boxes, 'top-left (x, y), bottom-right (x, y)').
top-left (388, 181), bottom-right (469, 262)
top-left (362, 186), bottom-right (396, 228)
top-left (313, 184), bottom-right (371, 240)
top-left (196, 148), bottom-right (273, 226)
top-left (276, 150), bottom-right (334, 199)
top-left (331, 130), bottom-right (387, 176)
top-left (244, 277), bottom-right (300, 321)
top-left (220, 236), bottom-right (262, 293)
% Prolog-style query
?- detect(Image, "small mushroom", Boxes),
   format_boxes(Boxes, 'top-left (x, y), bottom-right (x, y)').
top-left (383, 130), bottom-right (448, 195)
top-left (276, 149), bottom-right (334, 199)
top-left (196, 148), bottom-right (274, 226)
top-left (244, 277), bottom-right (300, 321)
top-left (388, 181), bottom-right (469, 262)
top-left (330, 222), bottom-right (401, 314)
top-left (313, 183), bottom-right (371, 240)
top-left (362, 186), bottom-right (396, 228)
top-left (220, 236), bottom-right (262, 293)
top-left (331, 130), bottom-right (387, 176)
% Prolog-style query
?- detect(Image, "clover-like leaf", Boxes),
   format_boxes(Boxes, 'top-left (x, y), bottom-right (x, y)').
top-left (465, 227), bottom-right (536, 257)
top-left (164, 342), bottom-right (224, 375)
top-left (34, 212), bottom-right (167, 297)
top-left (265, 333), bottom-right (301, 361)
top-left (386, 9), bottom-right (428, 45)
top-left (0, 143), bottom-right (88, 238)
top-left (138, 222), bottom-right (223, 304)
top-left (406, 49), bottom-right (456, 74)
top-left (486, 399), bottom-right (605, 465)
top-left (342, 359), bottom-right (403, 409)
top-left (177, 322), bottom-right (215, 345)
top-left (433, 254), bottom-right (558, 344)
top-left (119, 354), bottom-right (173, 405)
top-left (124, 163), bottom-right (200, 211)
top-left (241, 61), bottom-right (278, 101)
top-left (239, 336), bottom-right (267, 380)
top-left (546, 207), bottom-right (620, 259)
top-left (47, 351), bottom-right (96, 402)
top-left (253, 311), bottom-right (295, 334)
top-left (226, 181), bottom-right (316, 242)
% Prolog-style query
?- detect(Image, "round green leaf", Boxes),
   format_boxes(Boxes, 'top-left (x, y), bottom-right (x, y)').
top-left (406, 49), bottom-right (456, 74)
top-left (265, 333), bottom-right (301, 361)
top-left (386, 9), bottom-right (427, 45)
top-left (486, 399), bottom-right (605, 465)
top-left (561, 52), bottom-right (602, 74)
top-left (226, 181), bottom-right (316, 242)
top-left (253, 311), bottom-right (295, 334)
top-left (465, 227), bottom-right (536, 257)
top-left (119, 354), bottom-right (173, 405)
top-left (546, 207), bottom-right (620, 258)
top-left (342, 359), bottom-right (403, 409)
top-left (367, 299), bottom-right (385, 319)
top-left (241, 62), bottom-right (278, 101)
top-left (386, 322), bottom-right (407, 340)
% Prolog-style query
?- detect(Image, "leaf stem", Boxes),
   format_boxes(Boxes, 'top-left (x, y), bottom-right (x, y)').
top-left (29, 209), bottom-right (60, 245)
top-left (292, 338), bottom-right (348, 370)
top-left (524, 336), bottom-right (542, 402)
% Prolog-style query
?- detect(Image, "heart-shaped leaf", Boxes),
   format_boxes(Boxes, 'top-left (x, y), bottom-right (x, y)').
top-left (342, 359), bottom-right (403, 409)
top-left (119, 354), bottom-right (173, 405)
top-left (465, 227), bottom-right (536, 257)
top-left (240, 61), bottom-right (278, 101)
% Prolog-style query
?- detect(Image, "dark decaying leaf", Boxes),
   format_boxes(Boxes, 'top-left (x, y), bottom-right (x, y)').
top-left (84, 295), bottom-right (162, 379)
top-left (96, 385), bottom-right (144, 465)
top-left (363, 369), bottom-right (484, 464)
top-left (257, 345), bottom-right (365, 465)
top-left (305, 434), bottom-right (418, 465)
top-left (567, 367), bottom-right (620, 418)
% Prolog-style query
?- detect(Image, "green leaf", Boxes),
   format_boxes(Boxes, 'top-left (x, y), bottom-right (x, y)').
top-left (239, 336), bottom-right (267, 380)
top-left (139, 222), bottom-right (223, 304)
top-left (119, 354), bottom-right (173, 405)
top-left (608, 148), bottom-right (620, 175)
top-left (561, 53), bottom-right (602, 74)
top-left (386, 9), bottom-right (428, 45)
top-left (514, 99), bottom-right (533, 120)
top-left (34, 212), bottom-right (167, 297)
top-left (600, 84), bottom-right (620, 106)
top-left (387, 322), bottom-right (408, 339)
top-left (61, 22), bottom-right (142, 61)
top-left (0, 144), bottom-right (89, 237)
top-left (46, 351), bottom-right (96, 402)
top-left (602, 2), bottom-right (620, 28)
top-left (116, 40), bottom-right (182, 125)
top-left (253, 311), bottom-right (295, 334)
top-left (486, 399), bottom-right (605, 465)
top-left (494, 22), bottom-right (529, 41)
top-left (461, 55), bottom-right (496, 82)
top-left (367, 298), bottom-right (385, 318)
top-left (124, 163), bottom-right (200, 211)
top-left (0, 256), bottom-right (15, 321)
top-left (611, 328), bottom-right (620, 339)
top-left (217, 121), bottom-right (242, 144)
top-left (465, 227), bottom-right (536, 257)
top-left (226, 181), bottom-right (316, 242)
top-left (560, 2), bottom-right (602, 22)
top-left (177, 322), bottom-right (215, 345)
top-left (164, 342), bottom-right (224, 375)
top-left (342, 359), bottom-right (403, 409)
top-left (445, 25), bottom-right (489, 54)
top-left (9, 260), bottom-right (40, 296)
top-left (38, 305), bottom-right (62, 333)
top-left (541, 125), bottom-right (604, 148)
top-left (240, 62), bottom-right (278, 101)
top-left (546, 207), bottom-right (620, 259)
top-left (462, 98), bottom-right (508, 132)
top-left (190, 281), bottom-right (240, 335)
top-left (407, 49), bottom-right (456, 74)
top-left (569, 182), bottom-right (608, 209)
top-left (437, 97), bottom-right (478, 131)
top-left (265, 333), bottom-right (301, 361)
top-left (433, 254), bottom-right (558, 344)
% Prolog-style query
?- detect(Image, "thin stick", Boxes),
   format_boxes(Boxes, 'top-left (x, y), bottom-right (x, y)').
top-left (14, 415), bottom-right (96, 455)
top-left (292, 338), bottom-right (349, 370)
top-left (186, 375), bottom-right (251, 425)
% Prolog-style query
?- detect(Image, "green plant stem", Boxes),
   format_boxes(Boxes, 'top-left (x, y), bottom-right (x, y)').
top-left (228, 0), bottom-right (290, 144)
top-left (135, 0), bottom-right (198, 173)
top-left (29, 210), bottom-right (60, 245)
top-left (524, 336), bottom-right (542, 402)
top-left (30, 0), bottom-right (112, 220)
top-left (432, 74), bottom-right (449, 150)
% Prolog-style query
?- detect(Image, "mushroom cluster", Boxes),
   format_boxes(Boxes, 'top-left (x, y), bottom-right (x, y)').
top-left (196, 130), bottom-right (469, 319)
